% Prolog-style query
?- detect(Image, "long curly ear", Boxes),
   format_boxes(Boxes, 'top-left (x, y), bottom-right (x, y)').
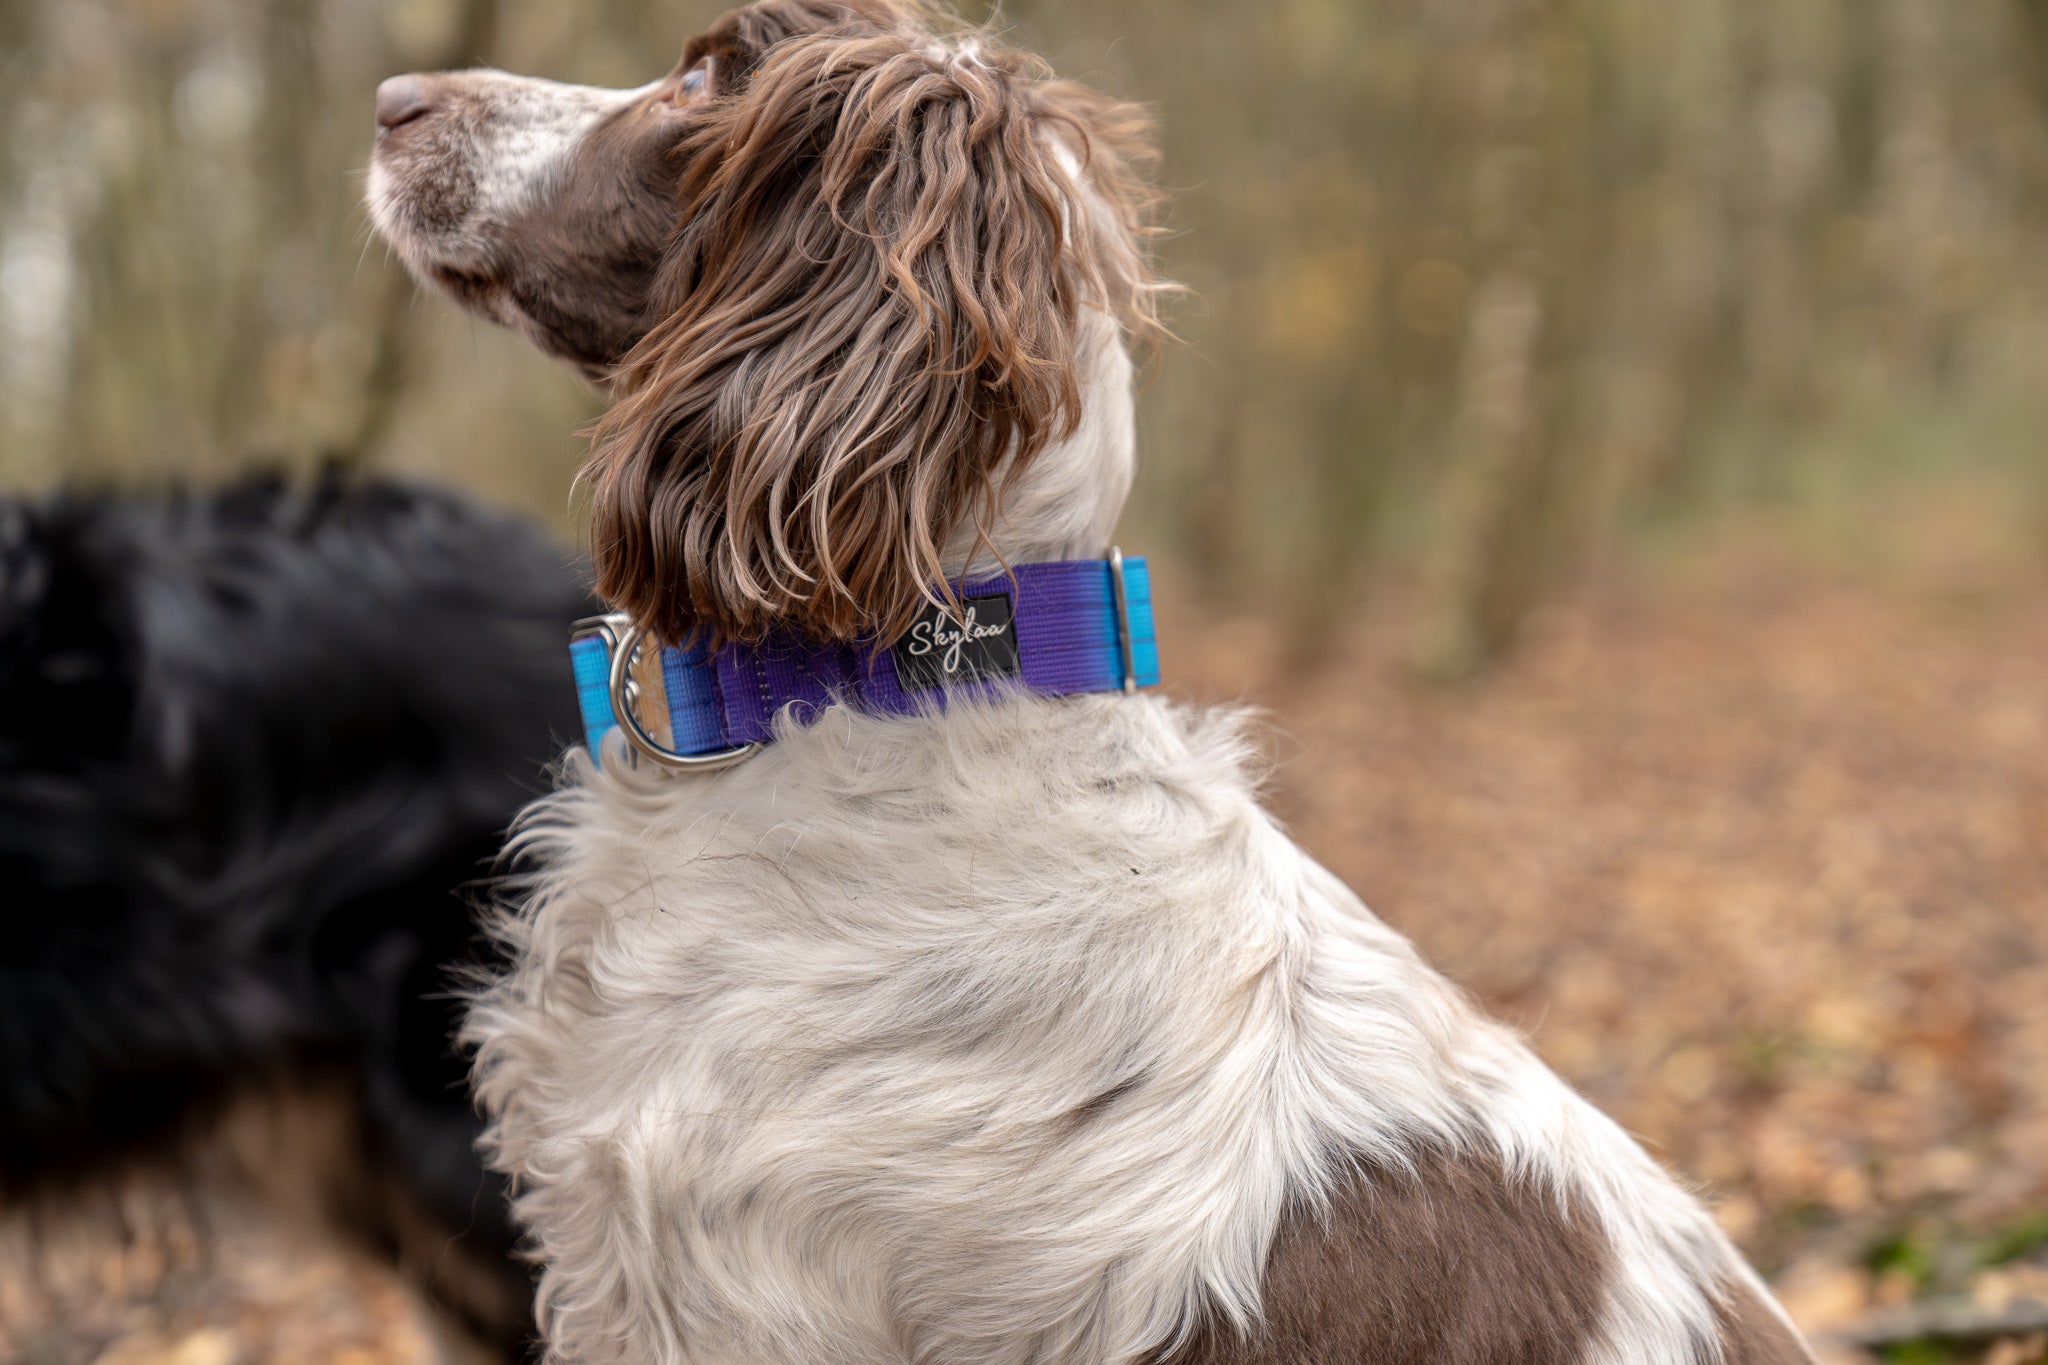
top-left (585, 9), bottom-right (1160, 644)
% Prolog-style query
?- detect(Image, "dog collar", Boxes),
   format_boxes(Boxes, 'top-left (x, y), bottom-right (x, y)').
top-left (569, 551), bottom-right (1160, 771)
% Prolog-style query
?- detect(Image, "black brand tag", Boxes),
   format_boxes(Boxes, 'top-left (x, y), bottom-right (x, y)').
top-left (893, 593), bottom-right (1020, 690)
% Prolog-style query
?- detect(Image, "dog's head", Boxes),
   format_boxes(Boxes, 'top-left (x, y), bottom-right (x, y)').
top-left (370, 0), bottom-right (1162, 644)
top-left (367, 1), bottom-right (870, 378)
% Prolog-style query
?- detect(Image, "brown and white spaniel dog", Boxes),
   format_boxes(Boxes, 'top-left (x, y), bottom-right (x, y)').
top-left (369, 3), bottom-right (1820, 1362)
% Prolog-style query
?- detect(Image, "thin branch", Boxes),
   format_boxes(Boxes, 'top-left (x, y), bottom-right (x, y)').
top-left (1837, 1297), bottom-right (2048, 1349)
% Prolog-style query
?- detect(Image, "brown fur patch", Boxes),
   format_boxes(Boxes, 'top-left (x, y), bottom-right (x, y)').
top-left (680, 0), bottom-right (899, 91)
top-left (1714, 1275), bottom-right (1820, 1364)
top-left (1155, 1144), bottom-right (1612, 1365)
top-left (586, 0), bottom-right (1165, 647)
top-left (491, 94), bottom-right (688, 374)
top-left (497, 4), bottom-right (908, 374)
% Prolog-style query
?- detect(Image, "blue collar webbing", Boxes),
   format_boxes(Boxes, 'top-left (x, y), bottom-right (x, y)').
top-left (569, 553), bottom-right (1159, 769)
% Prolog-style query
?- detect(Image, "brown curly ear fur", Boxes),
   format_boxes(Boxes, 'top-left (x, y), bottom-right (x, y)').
top-left (678, 0), bottom-right (897, 92)
top-left (586, 2), bottom-right (1161, 645)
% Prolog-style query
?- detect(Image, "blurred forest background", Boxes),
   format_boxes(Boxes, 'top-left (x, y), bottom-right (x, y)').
top-left (3, 0), bottom-right (2048, 1362)
top-left (3, 0), bottom-right (2048, 665)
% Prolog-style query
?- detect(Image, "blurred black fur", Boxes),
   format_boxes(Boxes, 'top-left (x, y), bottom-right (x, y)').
top-left (0, 469), bottom-right (590, 1353)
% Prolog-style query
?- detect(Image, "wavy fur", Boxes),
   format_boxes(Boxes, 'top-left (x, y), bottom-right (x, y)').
top-left (470, 694), bottom-right (1787, 1364)
top-left (586, 3), bottom-right (1164, 645)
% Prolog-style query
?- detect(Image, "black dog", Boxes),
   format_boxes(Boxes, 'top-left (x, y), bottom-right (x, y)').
top-left (0, 470), bottom-right (587, 1353)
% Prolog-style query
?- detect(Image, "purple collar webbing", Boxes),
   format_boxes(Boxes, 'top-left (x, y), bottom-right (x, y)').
top-left (568, 554), bottom-right (1159, 768)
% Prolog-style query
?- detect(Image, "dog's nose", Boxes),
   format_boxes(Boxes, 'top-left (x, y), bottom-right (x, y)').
top-left (375, 75), bottom-right (435, 131)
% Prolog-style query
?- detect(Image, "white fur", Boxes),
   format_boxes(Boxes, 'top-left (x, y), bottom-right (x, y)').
top-left (471, 686), bottom-right (1771, 1365)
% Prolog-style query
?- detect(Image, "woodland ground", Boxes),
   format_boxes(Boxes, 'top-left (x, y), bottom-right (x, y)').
top-left (3, 499), bottom-right (2044, 1365)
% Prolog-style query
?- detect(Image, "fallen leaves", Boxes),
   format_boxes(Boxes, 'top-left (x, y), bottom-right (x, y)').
top-left (0, 1177), bottom-right (460, 1365)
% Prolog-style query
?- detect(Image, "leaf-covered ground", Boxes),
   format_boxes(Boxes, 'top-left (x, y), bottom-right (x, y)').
top-left (0, 1183), bottom-right (482, 1365)
top-left (5, 519), bottom-right (2044, 1362)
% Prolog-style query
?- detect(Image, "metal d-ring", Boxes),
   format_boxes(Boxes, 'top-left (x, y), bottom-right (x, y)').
top-left (1107, 546), bottom-right (1138, 695)
top-left (605, 620), bottom-right (762, 773)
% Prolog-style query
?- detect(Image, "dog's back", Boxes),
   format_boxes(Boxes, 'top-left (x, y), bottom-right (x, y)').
top-left (0, 470), bottom-right (586, 1352)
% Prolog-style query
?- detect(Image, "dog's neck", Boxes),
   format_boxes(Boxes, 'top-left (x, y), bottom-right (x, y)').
top-left (941, 307), bottom-right (1137, 579)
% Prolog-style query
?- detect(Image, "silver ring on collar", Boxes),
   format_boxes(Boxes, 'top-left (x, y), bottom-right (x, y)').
top-left (604, 619), bottom-right (761, 772)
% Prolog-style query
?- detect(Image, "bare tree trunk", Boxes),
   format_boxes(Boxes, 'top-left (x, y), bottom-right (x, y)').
top-left (2014, 0), bottom-right (2048, 120)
